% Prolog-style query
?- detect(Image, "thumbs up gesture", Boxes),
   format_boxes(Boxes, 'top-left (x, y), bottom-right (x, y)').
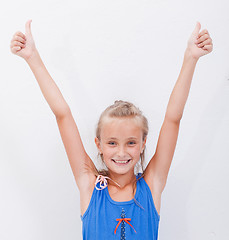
top-left (186, 22), bottom-right (213, 60)
top-left (10, 19), bottom-right (36, 60)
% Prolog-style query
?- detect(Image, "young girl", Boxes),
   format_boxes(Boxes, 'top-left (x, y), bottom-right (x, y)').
top-left (10, 20), bottom-right (213, 239)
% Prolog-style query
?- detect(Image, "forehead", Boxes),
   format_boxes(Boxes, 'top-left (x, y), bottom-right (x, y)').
top-left (101, 117), bottom-right (142, 139)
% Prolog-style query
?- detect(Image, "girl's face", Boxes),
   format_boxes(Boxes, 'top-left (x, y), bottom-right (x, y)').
top-left (95, 116), bottom-right (146, 176)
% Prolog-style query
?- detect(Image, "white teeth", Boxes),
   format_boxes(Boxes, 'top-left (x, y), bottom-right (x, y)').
top-left (113, 159), bottom-right (130, 164)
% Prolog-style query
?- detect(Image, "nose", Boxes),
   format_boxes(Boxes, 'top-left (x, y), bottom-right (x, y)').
top-left (117, 145), bottom-right (128, 158)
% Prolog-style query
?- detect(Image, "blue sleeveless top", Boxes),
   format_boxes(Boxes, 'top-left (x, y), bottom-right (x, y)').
top-left (80, 173), bottom-right (160, 240)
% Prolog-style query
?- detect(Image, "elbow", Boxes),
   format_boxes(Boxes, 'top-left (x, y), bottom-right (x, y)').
top-left (55, 105), bottom-right (71, 120)
top-left (165, 113), bottom-right (182, 123)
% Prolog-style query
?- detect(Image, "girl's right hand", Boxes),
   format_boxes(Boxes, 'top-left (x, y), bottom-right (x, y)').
top-left (10, 19), bottom-right (36, 61)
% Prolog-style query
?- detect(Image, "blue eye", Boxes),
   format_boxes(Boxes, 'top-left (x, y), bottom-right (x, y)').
top-left (128, 141), bottom-right (136, 145)
top-left (108, 142), bottom-right (116, 145)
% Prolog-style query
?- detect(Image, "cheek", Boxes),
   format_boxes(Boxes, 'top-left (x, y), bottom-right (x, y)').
top-left (132, 147), bottom-right (141, 156)
top-left (126, 146), bottom-right (141, 157)
top-left (102, 146), bottom-right (114, 157)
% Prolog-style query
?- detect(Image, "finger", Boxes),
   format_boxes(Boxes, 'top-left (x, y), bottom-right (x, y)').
top-left (198, 29), bottom-right (209, 38)
top-left (196, 33), bottom-right (210, 44)
top-left (12, 35), bottom-right (26, 44)
top-left (11, 46), bottom-right (21, 54)
top-left (11, 40), bottom-right (25, 48)
top-left (10, 42), bottom-right (25, 52)
top-left (192, 21), bottom-right (201, 36)
top-left (202, 44), bottom-right (213, 52)
top-left (196, 38), bottom-right (212, 48)
top-left (25, 19), bottom-right (32, 36)
top-left (13, 31), bottom-right (26, 40)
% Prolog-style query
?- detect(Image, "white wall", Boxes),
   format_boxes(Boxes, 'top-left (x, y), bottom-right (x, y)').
top-left (1, 0), bottom-right (228, 239)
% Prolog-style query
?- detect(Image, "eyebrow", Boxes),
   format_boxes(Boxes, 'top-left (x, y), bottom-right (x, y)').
top-left (108, 137), bottom-right (138, 140)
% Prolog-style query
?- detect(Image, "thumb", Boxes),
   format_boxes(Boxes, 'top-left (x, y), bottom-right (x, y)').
top-left (25, 19), bottom-right (32, 36)
top-left (192, 21), bottom-right (201, 37)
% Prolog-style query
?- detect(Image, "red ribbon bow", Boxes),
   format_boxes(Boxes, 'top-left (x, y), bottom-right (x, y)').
top-left (114, 218), bottom-right (137, 234)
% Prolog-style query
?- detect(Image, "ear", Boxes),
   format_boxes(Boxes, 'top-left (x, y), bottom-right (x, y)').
top-left (141, 136), bottom-right (147, 153)
top-left (95, 137), bottom-right (102, 154)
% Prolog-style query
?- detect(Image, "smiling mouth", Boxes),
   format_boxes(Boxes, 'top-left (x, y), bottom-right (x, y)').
top-left (112, 159), bottom-right (131, 164)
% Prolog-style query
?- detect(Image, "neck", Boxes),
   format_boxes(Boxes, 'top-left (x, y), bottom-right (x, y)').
top-left (107, 171), bottom-right (136, 189)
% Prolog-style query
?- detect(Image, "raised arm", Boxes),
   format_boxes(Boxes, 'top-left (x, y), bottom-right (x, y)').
top-left (10, 20), bottom-right (98, 190)
top-left (144, 22), bottom-right (213, 193)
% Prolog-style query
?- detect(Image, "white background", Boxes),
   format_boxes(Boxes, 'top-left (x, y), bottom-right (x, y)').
top-left (0, 0), bottom-right (229, 239)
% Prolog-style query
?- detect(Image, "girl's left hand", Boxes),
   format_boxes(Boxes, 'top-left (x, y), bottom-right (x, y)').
top-left (186, 22), bottom-right (213, 60)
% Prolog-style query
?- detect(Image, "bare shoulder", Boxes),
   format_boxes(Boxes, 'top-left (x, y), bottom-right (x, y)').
top-left (77, 172), bottom-right (97, 217)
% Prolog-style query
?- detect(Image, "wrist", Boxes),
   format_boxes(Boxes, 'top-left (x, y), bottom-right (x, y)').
top-left (24, 48), bottom-right (40, 64)
top-left (184, 49), bottom-right (199, 64)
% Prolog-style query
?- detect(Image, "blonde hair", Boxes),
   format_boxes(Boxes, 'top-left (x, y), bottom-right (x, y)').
top-left (93, 100), bottom-right (149, 209)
